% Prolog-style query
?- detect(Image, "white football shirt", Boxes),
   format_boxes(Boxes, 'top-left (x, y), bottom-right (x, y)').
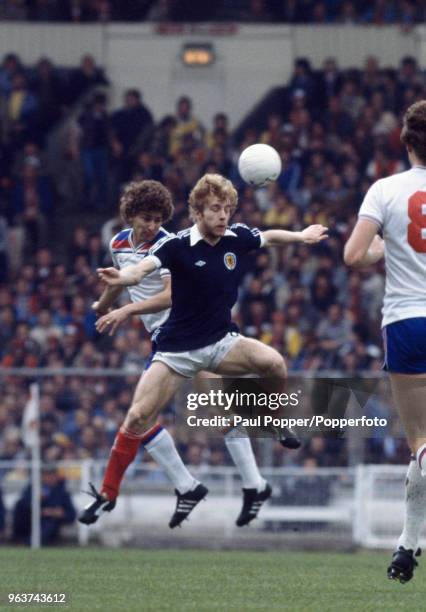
top-left (359, 166), bottom-right (426, 327)
top-left (110, 227), bottom-right (171, 334)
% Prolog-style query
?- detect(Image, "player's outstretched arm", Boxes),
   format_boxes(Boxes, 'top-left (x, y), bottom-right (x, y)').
top-left (262, 224), bottom-right (328, 246)
top-left (93, 285), bottom-right (123, 317)
top-left (96, 278), bottom-right (172, 335)
top-left (97, 256), bottom-right (157, 287)
top-left (344, 219), bottom-right (384, 267)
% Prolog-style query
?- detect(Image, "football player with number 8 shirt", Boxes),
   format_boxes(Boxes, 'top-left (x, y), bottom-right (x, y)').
top-left (344, 100), bottom-right (426, 583)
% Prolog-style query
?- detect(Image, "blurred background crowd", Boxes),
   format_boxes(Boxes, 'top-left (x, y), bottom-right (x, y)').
top-left (0, 46), bottom-right (420, 471)
top-left (0, 0), bottom-right (425, 25)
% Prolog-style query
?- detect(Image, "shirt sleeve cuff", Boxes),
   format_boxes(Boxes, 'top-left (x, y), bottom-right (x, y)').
top-left (358, 214), bottom-right (382, 229)
top-left (259, 232), bottom-right (266, 247)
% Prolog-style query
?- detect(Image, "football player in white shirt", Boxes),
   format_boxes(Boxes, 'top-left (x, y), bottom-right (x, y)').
top-left (344, 101), bottom-right (426, 583)
top-left (79, 180), bottom-right (277, 530)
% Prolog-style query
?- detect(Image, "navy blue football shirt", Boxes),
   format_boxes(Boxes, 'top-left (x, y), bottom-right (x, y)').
top-left (148, 223), bottom-right (263, 352)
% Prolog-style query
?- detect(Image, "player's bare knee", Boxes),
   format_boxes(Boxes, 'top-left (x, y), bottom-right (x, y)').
top-left (126, 405), bottom-right (154, 434)
top-left (257, 353), bottom-right (287, 378)
top-left (269, 356), bottom-right (287, 378)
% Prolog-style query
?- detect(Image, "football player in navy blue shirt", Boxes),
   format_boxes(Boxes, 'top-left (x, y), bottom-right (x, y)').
top-left (80, 179), bottom-right (275, 528)
top-left (95, 173), bottom-right (327, 516)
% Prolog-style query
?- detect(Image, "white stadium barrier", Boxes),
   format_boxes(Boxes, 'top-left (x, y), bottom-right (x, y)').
top-left (0, 461), bottom-right (416, 550)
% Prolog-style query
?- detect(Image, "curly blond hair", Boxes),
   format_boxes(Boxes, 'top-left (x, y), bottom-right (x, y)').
top-left (188, 174), bottom-right (238, 220)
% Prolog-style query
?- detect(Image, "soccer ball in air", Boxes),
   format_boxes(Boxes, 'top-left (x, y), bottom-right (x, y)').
top-left (238, 143), bottom-right (282, 187)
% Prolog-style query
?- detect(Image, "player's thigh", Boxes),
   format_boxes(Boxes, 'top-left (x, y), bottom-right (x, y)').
top-left (131, 361), bottom-right (185, 418)
top-left (390, 373), bottom-right (426, 453)
top-left (214, 337), bottom-right (286, 377)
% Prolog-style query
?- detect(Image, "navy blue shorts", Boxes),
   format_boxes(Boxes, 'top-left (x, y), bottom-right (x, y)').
top-left (383, 318), bottom-right (426, 374)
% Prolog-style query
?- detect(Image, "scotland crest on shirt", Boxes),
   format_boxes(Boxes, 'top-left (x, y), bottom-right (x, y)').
top-left (224, 252), bottom-right (237, 270)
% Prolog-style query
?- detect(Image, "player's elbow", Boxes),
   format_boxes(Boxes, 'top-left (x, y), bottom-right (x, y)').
top-left (343, 245), bottom-right (362, 267)
top-left (260, 230), bottom-right (272, 247)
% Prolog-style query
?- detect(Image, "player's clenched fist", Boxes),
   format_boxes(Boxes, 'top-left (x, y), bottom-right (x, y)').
top-left (300, 225), bottom-right (328, 244)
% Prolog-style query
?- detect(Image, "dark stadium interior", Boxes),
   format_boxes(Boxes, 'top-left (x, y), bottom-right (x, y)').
top-left (0, 0), bottom-right (425, 24)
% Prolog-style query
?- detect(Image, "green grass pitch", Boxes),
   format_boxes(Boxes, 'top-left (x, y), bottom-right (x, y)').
top-left (0, 548), bottom-right (425, 611)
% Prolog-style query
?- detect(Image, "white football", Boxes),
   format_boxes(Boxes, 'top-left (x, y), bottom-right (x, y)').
top-left (238, 143), bottom-right (282, 187)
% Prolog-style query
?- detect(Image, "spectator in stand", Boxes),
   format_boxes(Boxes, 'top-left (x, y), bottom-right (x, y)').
top-left (0, 53), bottom-right (22, 96)
top-left (30, 309), bottom-right (62, 350)
top-left (319, 58), bottom-right (343, 102)
top-left (111, 88), bottom-right (153, 158)
top-left (5, 73), bottom-right (39, 149)
top-left (263, 193), bottom-right (298, 227)
top-left (12, 159), bottom-right (53, 254)
top-left (366, 147), bottom-right (405, 180)
top-left (72, 92), bottom-right (110, 210)
top-left (31, 58), bottom-right (65, 132)
top-left (169, 96), bottom-right (204, 158)
top-left (12, 140), bottom-right (49, 178)
top-left (317, 303), bottom-right (353, 368)
top-left (288, 58), bottom-right (317, 108)
top-left (86, 233), bottom-right (107, 270)
top-left (67, 54), bottom-right (107, 103)
top-left (67, 226), bottom-right (90, 266)
top-left (12, 156), bottom-right (53, 215)
top-left (12, 466), bottom-right (76, 545)
top-left (323, 94), bottom-right (353, 140)
top-left (0, 306), bottom-right (16, 353)
top-left (110, 88), bottom-right (154, 196)
top-left (205, 112), bottom-right (230, 150)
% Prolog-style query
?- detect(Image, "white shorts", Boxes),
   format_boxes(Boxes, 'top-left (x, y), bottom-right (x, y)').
top-left (152, 332), bottom-right (240, 378)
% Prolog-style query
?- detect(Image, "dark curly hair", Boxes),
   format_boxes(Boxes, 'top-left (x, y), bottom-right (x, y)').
top-left (401, 100), bottom-right (426, 164)
top-left (119, 180), bottom-right (174, 224)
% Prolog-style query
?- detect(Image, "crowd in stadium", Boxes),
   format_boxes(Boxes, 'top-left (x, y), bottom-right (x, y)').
top-left (0, 0), bottom-right (425, 24)
top-left (0, 49), bottom-right (421, 468)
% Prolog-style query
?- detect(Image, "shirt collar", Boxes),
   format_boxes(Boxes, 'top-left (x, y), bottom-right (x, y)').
top-left (190, 224), bottom-right (237, 247)
top-left (129, 226), bottom-right (164, 251)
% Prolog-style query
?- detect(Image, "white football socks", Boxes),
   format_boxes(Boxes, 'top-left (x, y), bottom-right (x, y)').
top-left (224, 428), bottom-right (266, 491)
top-left (144, 429), bottom-right (198, 494)
top-left (398, 459), bottom-right (426, 551)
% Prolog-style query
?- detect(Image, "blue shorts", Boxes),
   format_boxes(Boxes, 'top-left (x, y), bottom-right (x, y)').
top-left (383, 318), bottom-right (426, 374)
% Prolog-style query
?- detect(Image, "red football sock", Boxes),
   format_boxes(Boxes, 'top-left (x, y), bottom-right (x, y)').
top-left (101, 426), bottom-right (143, 501)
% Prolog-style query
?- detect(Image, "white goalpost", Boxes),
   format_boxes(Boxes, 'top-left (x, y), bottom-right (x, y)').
top-left (22, 382), bottom-right (41, 549)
